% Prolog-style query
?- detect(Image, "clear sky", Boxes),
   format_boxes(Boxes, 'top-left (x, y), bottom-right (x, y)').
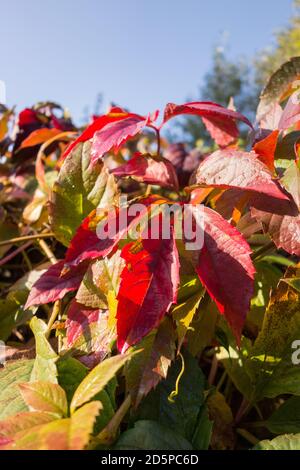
top-left (1, 0), bottom-right (295, 123)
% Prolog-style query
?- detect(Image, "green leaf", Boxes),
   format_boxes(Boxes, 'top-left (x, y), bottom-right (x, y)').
top-left (0, 411), bottom-right (56, 438)
top-left (49, 141), bottom-right (118, 246)
top-left (247, 266), bottom-right (300, 400)
top-left (133, 349), bottom-right (210, 445)
top-left (249, 261), bottom-right (282, 329)
top-left (261, 254), bottom-right (296, 267)
top-left (254, 433), bottom-right (300, 450)
top-left (206, 391), bottom-right (235, 450)
top-left (216, 337), bottom-right (254, 402)
top-left (30, 317), bottom-right (58, 383)
top-left (124, 317), bottom-right (176, 407)
top-left (66, 306), bottom-right (115, 360)
top-left (186, 296), bottom-right (218, 357)
top-left (18, 382), bottom-right (68, 418)
top-left (257, 57), bottom-right (300, 120)
top-left (172, 282), bottom-right (204, 347)
top-left (191, 405), bottom-right (213, 450)
top-left (76, 251), bottom-right (124, 309)
top-left (0, 359), bottom-right (34, 419)
top-left (266, 396), bottom-right (300, 434)
top-left (114, 420), bottom-right (193, 450)
top-left (1, 265), bottom-right (50, 339)
top-left (69, 401), bottom-right (102, 449)
top-left (92, 389), bottom-right (115, 435)
top-left (0, 220), bottom-right (18, 257)
top-left (0, 401), bottom-right (102, 450)
top-left (281, 161), bottom-right (300, 209)
top-left (70, 353), bottom-right (133, 413)
top-left (275, 131), bottom-right (300, 161)
top-left (57, 356), bottom-right (88, 403)
top-left (283, 277), bottom-right (300, 293)
top-left (0, 293), bottom-right (32, 341)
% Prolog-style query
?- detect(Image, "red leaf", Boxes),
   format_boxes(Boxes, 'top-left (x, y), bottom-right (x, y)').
top-left (90, 115), bottom-right (150, 164)
top-left (25, 261), bottom-right (87, 308)
top-left (66, 301), bottom-right (102, 346)
top-left (64, 208), bottom-right (140, 266)
top-left (116, 224), bottom-right (180, 353)
top-left (65, 196), bottom-right (164, 267)
top-left (194, 206), bottom-right (255, 342)
top-left (18, 108), bottom-right (41, 127)
top-left (110, 153), bottom-right (179, 190)
top-left (251, 205), bottom-right (300, 256)
top-left (202, 117), bottom-right (237, 147)
top-left (62, 112), bottom-right (138, 159)
top-left (195, 149), bottom-right (290, 201)
top-left (65, 300), bottom-right (114, 366)
top-left (19, 128), bottom-right (62, 149)
top-left (253, 130), bottom-right (279, 172)
top-left (163, 101), bottom-right (253, 147)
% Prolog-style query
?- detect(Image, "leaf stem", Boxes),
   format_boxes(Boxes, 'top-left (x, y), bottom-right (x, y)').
top-left (0, 241), bottom-right (32, 267)
top-left (45, 300), bottom-right (61, 339)
top-left (208, 354), bottom-right (218, 386)
top-left (90, 394), bottom-right (132, 448)
top-left (243, 420), bottom-right (267, 429)
top-left (236, 428), bottom-right (259, 446)
top-left (0, 232), bottom-right (55, 247)
top-left (251, 241), bottom-right (274, 261)
top-left (155, 128), bottom-right (161, 156)
top-left (37, 238), bottom-right (57, 265)
top-left (216, 370), bottom-right (227, 391)
top-left (235, 397), bottom-right (251, 423)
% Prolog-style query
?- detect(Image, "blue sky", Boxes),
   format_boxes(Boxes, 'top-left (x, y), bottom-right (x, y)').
top-left (1, 0), bottom-right (295, 123)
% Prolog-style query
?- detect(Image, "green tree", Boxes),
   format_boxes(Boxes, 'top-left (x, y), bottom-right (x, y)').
top-left (178, 48), bottom-right (255, 146)
top-left (171, 0), bottom-right (300, 146)
top-left (255, 0), bottom-right (300, 88)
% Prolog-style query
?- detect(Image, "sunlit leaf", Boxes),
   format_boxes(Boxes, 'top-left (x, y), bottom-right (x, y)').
top-left (70, 353), bottom-right (133, 413)
top-left (18, 382), bottom-right (68, 418)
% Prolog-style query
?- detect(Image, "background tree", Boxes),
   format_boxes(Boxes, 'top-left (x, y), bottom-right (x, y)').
top-left (255, 0), bottom-right (300, 87)
top-left (179, 0), bottom-right (300, 146)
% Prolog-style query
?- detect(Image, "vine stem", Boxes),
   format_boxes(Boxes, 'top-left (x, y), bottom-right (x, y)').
top-left (89, 395), bottom-right (132, 448)
top-left (0, 232), bottom-right (55, 247)
top-left (251, 241), bottom-right (274, 261)
top-left (45, 300), bottom-right (61, 339)
top-left (236, 428), bottom-right (259, 446)
top-left (235, 397), bottom-right (251, 423)
top-left (37, 238), bottom-right (57, 265)
top-left (216, 370), bottom-right (227, 391)
top-left (208, 354), bottom-right (218, 386)
top-left (155, 128), bottom-right (161, 156)
top-left (0, 241), bottom-right (32, 267)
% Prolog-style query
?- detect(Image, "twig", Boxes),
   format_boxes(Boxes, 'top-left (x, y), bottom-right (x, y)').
top-left (235, 397), bottom-right (251, 423)
top-left (0, 241), bottom-right (32, 267)
top-left (251, 241), bottom-right (274, 261)
top-left (89, 395), bottom-right (132, 448)
top-left (243, 420), bottom-right (267, 429)
top-left (37, 239), bottom-right (57, 265)
top-left (0, 232), bottom-right (55, 247)
top-left (216, 370), bottom-right (227, 391)
top-left (236, 428), bottom-right (259, 446)
top-left (45, 301), bottom-right (61, 339)
top-left (208, 354), bottom-right (218, 386)
top-left (22, 250), bottom-right (33, 271)
top-left (12, 328), bottom-right (25, 342)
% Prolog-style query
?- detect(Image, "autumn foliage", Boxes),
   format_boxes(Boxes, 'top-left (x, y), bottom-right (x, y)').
top-left (0, 58), bottom-right (300, 451)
